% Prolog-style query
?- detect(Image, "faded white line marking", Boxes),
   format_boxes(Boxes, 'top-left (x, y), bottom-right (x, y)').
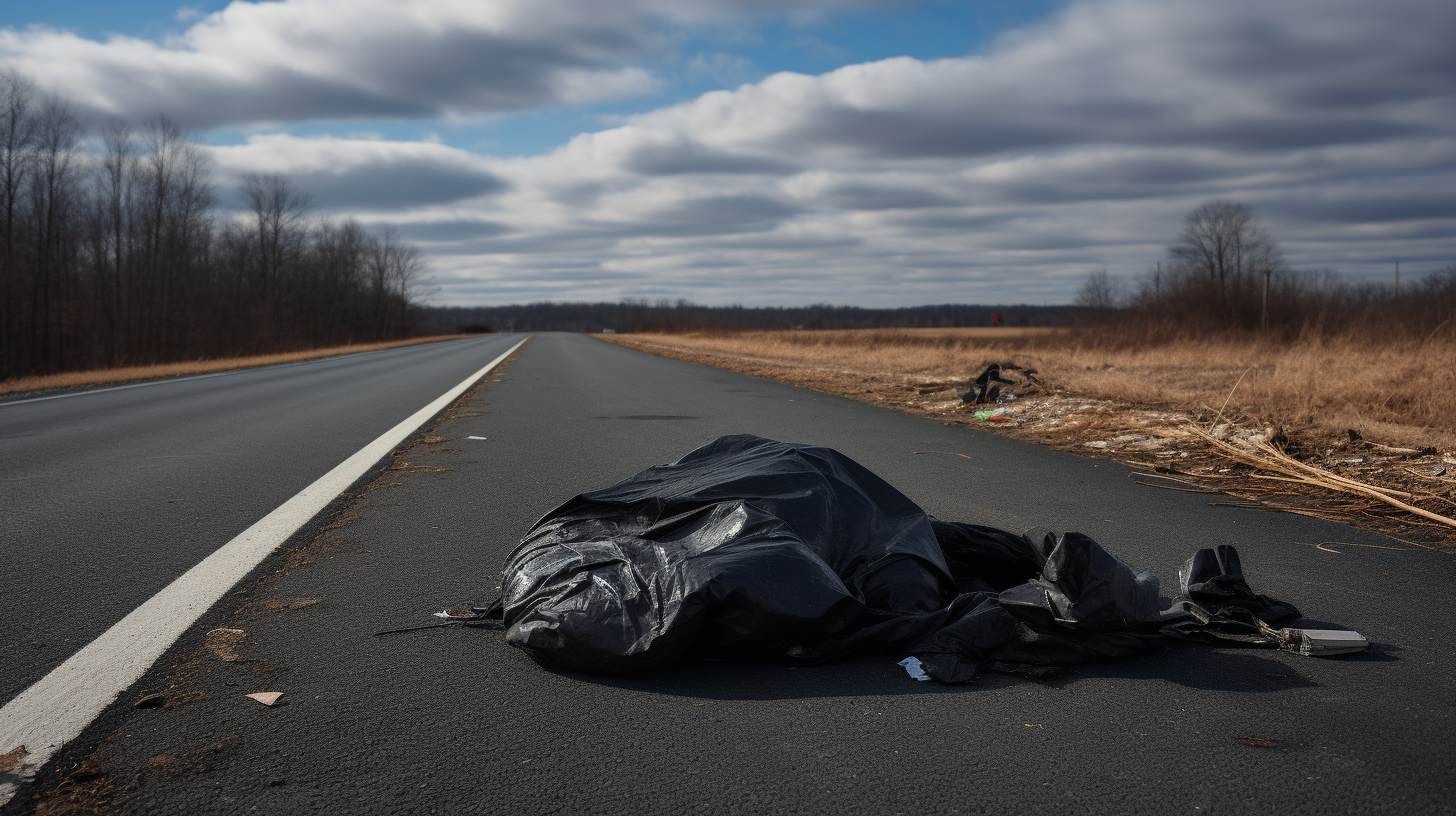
top-left (0, 336), bottom-right (528, 803)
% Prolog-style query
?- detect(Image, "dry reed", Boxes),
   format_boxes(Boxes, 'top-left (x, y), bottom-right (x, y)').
top-left (1188, 426), bottom-right (1456, 529)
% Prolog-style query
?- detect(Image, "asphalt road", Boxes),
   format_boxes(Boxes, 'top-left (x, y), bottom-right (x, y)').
top-left (7, 333), bottom-right (1455, 814)
top-left (0, 334), bottom-right (524, 706)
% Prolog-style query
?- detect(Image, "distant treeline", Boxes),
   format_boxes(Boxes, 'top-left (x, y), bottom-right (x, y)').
top-left (424, 301), bottom-right (1081, 334)
top-left (1102, 264), bottom-right (1456, 344)
top-left (1, 69), bottom-right (426, 381)
top-left (1074, 201), bottom-right (1456, 343)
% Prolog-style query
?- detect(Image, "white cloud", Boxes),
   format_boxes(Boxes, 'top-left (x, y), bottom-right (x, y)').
top-left (9, 0), bottom-right (1450, 304)
top-left (208, 133), bottom-right (507, 209)
top-left (0, 0), bottom-right (892, 129)
top-left (417, 0), bottom-right (1453, 303)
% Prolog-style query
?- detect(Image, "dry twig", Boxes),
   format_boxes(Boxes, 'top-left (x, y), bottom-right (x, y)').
top-left (1190, 426), bottom-right (1456, 529)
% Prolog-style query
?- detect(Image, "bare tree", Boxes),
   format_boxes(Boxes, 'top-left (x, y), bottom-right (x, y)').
top-left (365, 227), bottom-right (425, 339)
top-left (96, 119), bottom-right (135, 362)
top-left (0, 70), bottom-right (428, 376)
top-left (0, 68), bottom-right (37, 378)
top-left (133, 115), bottom-right (215, 358)
top-left (1168, 200), bottom-right (1282, 315)
top-left (1075, 269), bottom-right (1124, 311)
top-left (385, 234), bottom-right (425, 302)
top-left (241, 172), bottom-right (310, 331)
top-left (307, 218), bottom-right (369, 340)
top-left (27, 93), bottom-right (83, 370)
top-left (0, 69), bottom-right (35, 263)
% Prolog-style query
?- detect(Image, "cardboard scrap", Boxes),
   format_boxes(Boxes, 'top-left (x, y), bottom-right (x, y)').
top-left (205, 628), bottom-right (247, 662)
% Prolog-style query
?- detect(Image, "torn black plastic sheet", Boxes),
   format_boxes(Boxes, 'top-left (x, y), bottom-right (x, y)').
top-left (489, 435), bottom-right (1361, 683)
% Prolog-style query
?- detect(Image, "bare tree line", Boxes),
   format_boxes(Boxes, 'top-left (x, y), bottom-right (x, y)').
top-left (1077, 199), bottom-right (1455, 340)
top-left (0, 68), bottom-right (426, 381)
top-left (427, 301), bottom-right (1078, 334)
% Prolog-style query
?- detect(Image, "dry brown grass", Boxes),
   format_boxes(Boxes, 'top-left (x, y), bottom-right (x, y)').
top-left (0, 335), bottom-right (481, 397)
top-left (606, 328), bottom-right (1456, 451)
top-left (1044, 337), bottom-right (1455, 452)
top-left (602, 328), bottom-right (1456, 545)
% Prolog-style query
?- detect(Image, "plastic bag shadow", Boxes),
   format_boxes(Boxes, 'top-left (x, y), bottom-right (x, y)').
top-left (1053, 647), bottom-right (1321, 693)
top-left (532, 654), bottom-right (1009, 701)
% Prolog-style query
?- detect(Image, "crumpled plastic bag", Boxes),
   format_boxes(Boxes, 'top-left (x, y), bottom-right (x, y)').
top-left (492, 434), bottom-right (1308, 683)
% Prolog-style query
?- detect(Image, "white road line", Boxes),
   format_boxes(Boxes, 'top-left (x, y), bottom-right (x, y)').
top-left (0, 336), bottom-right (529, 803)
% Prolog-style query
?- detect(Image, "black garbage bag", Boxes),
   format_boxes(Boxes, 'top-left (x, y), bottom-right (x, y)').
top-left (1160, 544), bottom-right (1301, 647)
top-left (496, 434), bottom-right (1300, 682)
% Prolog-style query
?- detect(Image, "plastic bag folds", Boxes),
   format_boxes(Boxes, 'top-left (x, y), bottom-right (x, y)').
top-left (496, 435), bottom-right (1307, 682)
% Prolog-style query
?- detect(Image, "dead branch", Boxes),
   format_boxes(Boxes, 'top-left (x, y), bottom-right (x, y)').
top-left (1190, 425), bottom-right (1456, 529)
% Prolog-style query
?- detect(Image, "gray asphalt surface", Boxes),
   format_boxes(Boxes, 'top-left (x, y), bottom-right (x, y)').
top-left (0, 334), bottom-right (524, 705)
top-left (8, 333), bottom-right (1456, 814)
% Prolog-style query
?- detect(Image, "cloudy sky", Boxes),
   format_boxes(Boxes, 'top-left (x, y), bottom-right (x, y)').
top-left (4, 0), bottom-right (1452, 306)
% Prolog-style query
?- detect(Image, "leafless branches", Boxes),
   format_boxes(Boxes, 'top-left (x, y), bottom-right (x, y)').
top-left (0, 71), bottom-right (430, 381)
top-left (1170, 200), bottom-right (1283, 305)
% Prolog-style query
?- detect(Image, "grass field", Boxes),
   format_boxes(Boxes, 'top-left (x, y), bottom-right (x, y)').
top-left (607, 327), bottom-right (1456, 451)
top-left (0, 335), bottom-right (478, 397)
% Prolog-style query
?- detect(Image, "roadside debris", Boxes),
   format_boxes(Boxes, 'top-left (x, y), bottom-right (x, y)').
top-left (911, 451), bottom-right (974, 461)
top-left (1280, 628), bottom-right (1369, 656)
top-left (233, 598), bottom-right (323, 616)
top-left (898, 657), bottom-right (932, 682)
top-left (1190, 425), bottom-right (1456, 531)
top-left (0, 746), bottom-right (29, 775)
top-left (952, 363), bottom-right (1042, 405)
top-left (204, 628), bottom-right (247, 662)
top-left (245, 692), bottom-right (283, 706)
top-left (475, 435), bottom-right (1365, 684)
top-left (916, 390), bottom-right (1453, 543)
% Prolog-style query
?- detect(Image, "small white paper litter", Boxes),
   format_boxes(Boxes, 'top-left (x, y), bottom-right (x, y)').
top-left (467, 436), bottom-right (488, 440)
top-left (898, 656), bottom-right (931, 682)
top-left (246, 691), bottom-right (283, 706)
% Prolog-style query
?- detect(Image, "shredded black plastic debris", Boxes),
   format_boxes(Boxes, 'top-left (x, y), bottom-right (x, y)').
top-left (479, 434), bottom-right (1363, 683)
top-left (954, 362), bottom-right (1041, 405)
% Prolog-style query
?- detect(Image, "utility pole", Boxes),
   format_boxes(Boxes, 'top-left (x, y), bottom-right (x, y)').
top-left (1260, 266), bottom-right (1271, 332)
